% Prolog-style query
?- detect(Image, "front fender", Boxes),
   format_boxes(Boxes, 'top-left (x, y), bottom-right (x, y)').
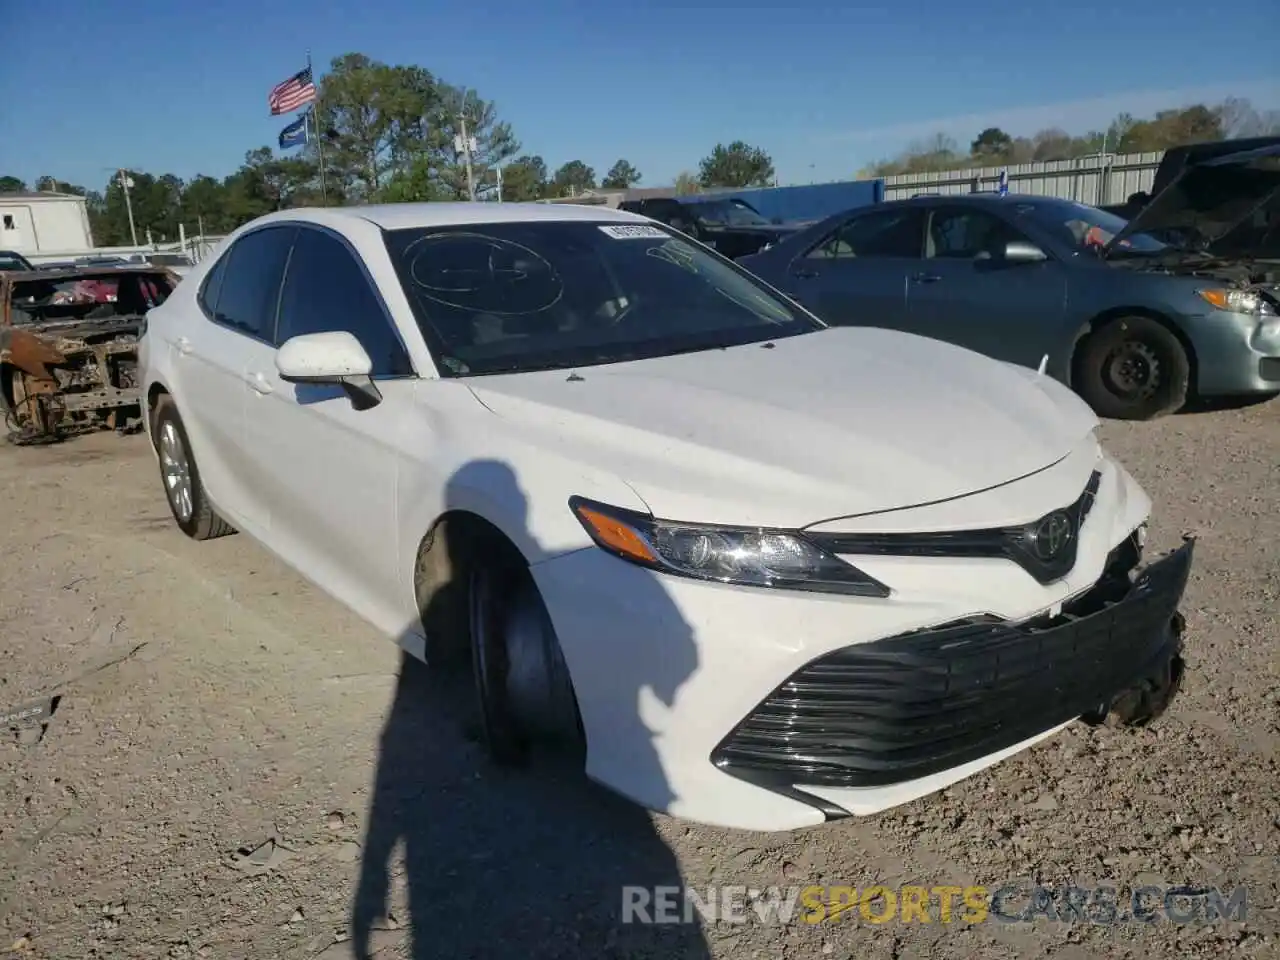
top-left (394, 383), bottom-right (651, 618)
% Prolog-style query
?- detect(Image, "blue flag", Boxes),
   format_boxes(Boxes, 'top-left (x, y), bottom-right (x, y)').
top-left (279, 114), bottom-right (308, 151)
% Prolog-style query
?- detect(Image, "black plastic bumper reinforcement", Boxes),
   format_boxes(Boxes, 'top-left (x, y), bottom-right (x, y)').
top-left (804, 470), bottom-right (1102, 586)
top-left (712, 536), bottom-right (1193, 816)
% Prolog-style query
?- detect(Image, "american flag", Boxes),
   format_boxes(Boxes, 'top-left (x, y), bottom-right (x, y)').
top-left (268, 66), bottom-right (316, 116)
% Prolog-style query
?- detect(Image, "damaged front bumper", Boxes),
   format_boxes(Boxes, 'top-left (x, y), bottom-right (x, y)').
top-left (711, 536), bottom-right (1193, 817)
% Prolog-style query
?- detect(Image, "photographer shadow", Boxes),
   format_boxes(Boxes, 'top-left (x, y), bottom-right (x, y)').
top-left (351, 459), bottom-right (712, 959)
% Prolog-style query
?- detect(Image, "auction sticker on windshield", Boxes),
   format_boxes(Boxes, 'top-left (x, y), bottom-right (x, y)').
top-left (599, 225), bottom-right (668, 239)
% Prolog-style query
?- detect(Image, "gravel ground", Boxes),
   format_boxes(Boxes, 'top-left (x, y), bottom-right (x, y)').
top-left (0, 399), bottom-right (1277, 960)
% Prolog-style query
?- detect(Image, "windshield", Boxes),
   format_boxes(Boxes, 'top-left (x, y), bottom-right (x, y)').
top-left (689, 200), bottom-right (771, 227)
top-left (383, 221), bottom-right (820, 376)
top-left (1027, 200), bottom-right (1169, 255)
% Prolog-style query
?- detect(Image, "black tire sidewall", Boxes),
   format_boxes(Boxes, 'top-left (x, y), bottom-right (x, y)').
top-left (1076, 317), bottom-right (1190, 420)
top-left (153, 401), bottom-right (205, 538)
top-left (468, 563), bottom-right (530, 764)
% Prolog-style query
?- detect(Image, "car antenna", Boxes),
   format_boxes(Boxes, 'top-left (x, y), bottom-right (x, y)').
top-left (566, 371), bottom-right (585, 382)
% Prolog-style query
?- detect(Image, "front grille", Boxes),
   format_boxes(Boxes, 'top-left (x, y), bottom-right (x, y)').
top-left (804, 471), bottom-right (1101, 585)
top-left (712, 537), bottom-right (1192, 791)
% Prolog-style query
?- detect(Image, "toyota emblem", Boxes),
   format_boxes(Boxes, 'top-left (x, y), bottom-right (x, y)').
top-left (1031, 511), bottom-right (1074, 561)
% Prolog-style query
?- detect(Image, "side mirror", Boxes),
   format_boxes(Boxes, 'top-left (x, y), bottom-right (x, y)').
top-left (1003, 241), bottom-right (1048, 263)
top-left (275, 331), bottom-right (382, 410)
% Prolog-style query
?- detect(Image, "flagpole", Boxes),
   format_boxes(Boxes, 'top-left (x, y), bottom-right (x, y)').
top-left (307, 50), bottom-right (329, 205)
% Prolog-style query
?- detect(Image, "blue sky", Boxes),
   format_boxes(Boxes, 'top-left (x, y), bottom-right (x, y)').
top-left (1, 0), bottom-right (1277, 194)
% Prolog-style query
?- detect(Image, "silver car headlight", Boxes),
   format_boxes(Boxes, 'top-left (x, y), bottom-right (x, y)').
top-left (1196, 288), bottom-right (1275, 315)
top-left (570, 497), bottom-right (890, 597)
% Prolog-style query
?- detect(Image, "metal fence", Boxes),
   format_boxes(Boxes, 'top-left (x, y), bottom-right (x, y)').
top-left (880, 151), bottom-right (1164, 206)
top-left (24, 234), bottom-right (227, 267)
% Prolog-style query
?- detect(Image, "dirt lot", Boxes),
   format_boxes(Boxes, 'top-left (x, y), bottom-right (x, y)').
top-left (0, 400), bottom-right (1277, 960)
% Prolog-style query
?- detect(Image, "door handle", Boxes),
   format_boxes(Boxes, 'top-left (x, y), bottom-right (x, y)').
top-left (789, 266), bottom-right (819, 280)
top-left (175, 336), bottom-right (193, 355)
top-left (246, 372), bottom-right (274, 395)
top-left (912, 272), bottom-right (943, 284)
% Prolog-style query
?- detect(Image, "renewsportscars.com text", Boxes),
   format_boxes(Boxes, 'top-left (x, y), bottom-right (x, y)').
top-left (622, 884), bottom-right (1248, 926)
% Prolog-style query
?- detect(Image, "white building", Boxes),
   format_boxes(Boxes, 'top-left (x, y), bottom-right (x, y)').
top-left (0, 191), bottom-right (94, 256)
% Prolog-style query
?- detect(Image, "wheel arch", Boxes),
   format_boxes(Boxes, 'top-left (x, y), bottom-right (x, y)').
top-left (146, 380), bottom-right (170, 408)
top-left (145, 381), bottom-right (171, 435)
top-left (401, 454), bottom-right (637, 668)
top-left (411, 508), bottom-right (535, 666)
top-left (1071, 306), bottom-right (1199, 392)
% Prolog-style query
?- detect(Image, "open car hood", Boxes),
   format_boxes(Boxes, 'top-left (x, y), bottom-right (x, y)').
top-left (1106, 140), bottom-right (1280, 255)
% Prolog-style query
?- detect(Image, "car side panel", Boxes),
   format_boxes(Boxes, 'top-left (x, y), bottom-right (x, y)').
top-left (155, 300), bottom-right (259, 530)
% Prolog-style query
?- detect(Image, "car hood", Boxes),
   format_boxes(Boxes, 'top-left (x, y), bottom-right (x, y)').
top-left (1107, 141), bottom-right (1280, 254)
top-left (464, 327), bottom-right (1098, 529)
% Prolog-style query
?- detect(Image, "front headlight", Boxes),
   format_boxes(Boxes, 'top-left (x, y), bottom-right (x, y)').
top-left (569, 497), bottom-right (890, 597)
top-left (1196, 288), bottom-right (1275, 315)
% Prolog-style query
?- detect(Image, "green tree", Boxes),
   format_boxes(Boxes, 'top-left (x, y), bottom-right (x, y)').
top-left (0, 175), bottom-right (27, 192)
top-left (180, 175), bottom-right (233, 234)
top-left (970, 127), bottom-right (1012, 160)
top-left (865, 99), bottom-right (1249, 177)
top-left (238, 147), bottom-right (321, 210)
top-left (601, 159), bottom-right (641, 189)
top-left (315, 53), bottom-right (441, 200)
top-left (419, 84), bottom-right (521, 201)
top-left (1115, 104), bottom-right (1223, 153)
top-left (673, 171), bottom-right (701, 196)
top-left (501, 155), bottom-right (548, 201)
top-left (697, 141), bottom-right (775, 188)
top-left (550, 160), bottom-right (596, 196)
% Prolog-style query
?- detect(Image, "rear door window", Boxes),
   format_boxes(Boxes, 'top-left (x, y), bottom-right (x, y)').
top-left (197, 252), bottom-right (228, 316)
top-left (806, 208), bottom-right (925, 259)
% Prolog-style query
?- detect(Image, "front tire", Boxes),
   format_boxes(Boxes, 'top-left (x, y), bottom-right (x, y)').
top-left (1074, 316), bottom-right (1191, 420)
top-left (469, 556), bottom-right (583, 766)
top-left (152, 397), bottom-right (236, 540)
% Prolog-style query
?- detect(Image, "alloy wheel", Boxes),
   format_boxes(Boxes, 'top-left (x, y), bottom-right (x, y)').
top-left (158, 419), bottom-right (194, 523)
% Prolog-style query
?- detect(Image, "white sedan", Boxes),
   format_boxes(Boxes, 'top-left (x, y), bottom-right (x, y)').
top-left (137, 202), bottom-right (1192, 831)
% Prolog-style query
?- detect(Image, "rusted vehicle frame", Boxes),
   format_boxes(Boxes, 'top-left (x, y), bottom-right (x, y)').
top-left (0, 265), bottom-right (177, 445)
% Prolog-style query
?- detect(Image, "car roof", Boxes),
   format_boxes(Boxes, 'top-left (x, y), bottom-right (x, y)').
top-left (883, 193), bottom-right (1076, 209)
top-left (244, 201), bottom-right (653, 233)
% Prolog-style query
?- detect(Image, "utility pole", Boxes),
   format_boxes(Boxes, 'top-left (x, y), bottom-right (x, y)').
top-left (455, 112), bottom-right (477, 201)
top-left (118, 169), bottom-right (138, 246)
top-left (495, 165), bottom-right (503, 202)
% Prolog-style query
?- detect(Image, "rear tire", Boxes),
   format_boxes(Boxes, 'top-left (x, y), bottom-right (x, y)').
top-left (1074, 316), bottom-right (1191, 420)
top-left (152, 396), bottom-right (236, 540)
